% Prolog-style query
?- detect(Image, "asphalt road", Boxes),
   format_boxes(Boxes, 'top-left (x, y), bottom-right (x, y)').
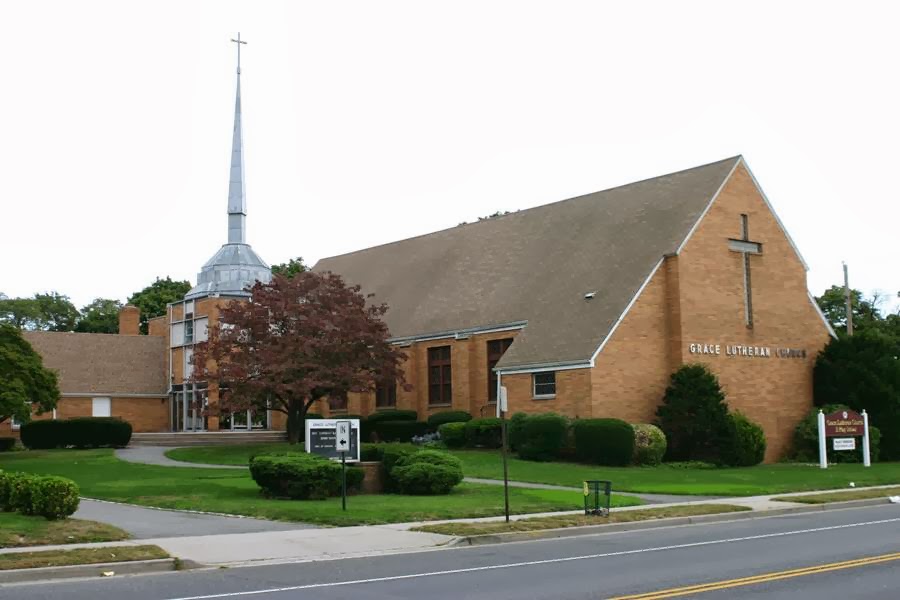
top-left (6, 504), bottom-right (900, 600)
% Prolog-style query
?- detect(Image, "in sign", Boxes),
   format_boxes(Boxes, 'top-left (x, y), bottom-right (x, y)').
top-left (335, 421), bottom-right (351, 453)
top-left (833, 438), bottom-right (856, 451)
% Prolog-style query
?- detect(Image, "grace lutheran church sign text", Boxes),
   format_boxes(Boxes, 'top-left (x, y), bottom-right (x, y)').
top-left (688, 343), bottom-right (807, 359)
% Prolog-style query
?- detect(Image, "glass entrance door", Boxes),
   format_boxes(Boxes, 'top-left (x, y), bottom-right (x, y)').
top-left (171, 385), bottom-right (207, 431)
top-left (222, 409), bottom-right (269, 430)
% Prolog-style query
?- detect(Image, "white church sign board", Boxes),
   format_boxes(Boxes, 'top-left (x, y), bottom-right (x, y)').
top-left (817, 409), bottom-right (870, 469)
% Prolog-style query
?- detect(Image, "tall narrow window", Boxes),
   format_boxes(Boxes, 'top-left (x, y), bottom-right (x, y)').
top-left (532, 372), bottom-right (556, 398)
top-left (375, 381), bottom-right (397, 408)
top-left (184, 316), bottom-right (194, 344)
top-left (487, 338), bottom-right (514, 402)
top-left (428, 346), bottom-right (452, 405)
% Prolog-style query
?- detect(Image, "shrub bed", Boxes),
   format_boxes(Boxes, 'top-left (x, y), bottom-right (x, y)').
top-left (0, 471), bottom-right (80, 520)
top-left (517, 413), bottom-right (569, 461)
top-left (572, 418), bottom-right (635, 466)
top-left (249, 453), bottom-right (364, 500)
top-left (438, 422), bottom-right (467, 448)
top-left (632, 424), bottom-right (667, 466)
top-left (427, 411), bottom-right (472, 427)
top-left (391, 450), bottom-right (464, 495)
top-left (20, 418), bottom-right (132, 450)
top-left (464, 418), bottom-right (503, 448)
top-left (0, 437), bottom-right (16, 452)
top-left (371, 420), bottom-right (429, 442)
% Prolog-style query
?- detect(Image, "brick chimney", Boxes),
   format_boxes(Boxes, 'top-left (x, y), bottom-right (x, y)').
top-left (118, 305), bottom-right (141, 335)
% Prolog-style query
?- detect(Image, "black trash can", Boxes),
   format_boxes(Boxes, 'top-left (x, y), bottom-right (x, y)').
top-left (583, 480), bottom-right (612, 516)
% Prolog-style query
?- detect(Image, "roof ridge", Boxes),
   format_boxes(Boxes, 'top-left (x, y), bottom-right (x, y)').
top-left (314, 155), bottom-right (743, 265)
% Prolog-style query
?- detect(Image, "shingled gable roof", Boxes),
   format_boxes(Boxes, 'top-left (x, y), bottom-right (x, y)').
top-left (314, 156), bottom-right (743, 370)
top-left (23, 331), bottom-right (167, 396)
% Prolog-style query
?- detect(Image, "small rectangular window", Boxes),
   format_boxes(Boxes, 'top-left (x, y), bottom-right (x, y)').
top-left (329, 393), bottom-right (348, 412)
top-left (532, 372), bottom-right (556, 398)
top-left (375, 381), bottom-right (397, 408)
top-left (428, 346), bottom-right (452, 405)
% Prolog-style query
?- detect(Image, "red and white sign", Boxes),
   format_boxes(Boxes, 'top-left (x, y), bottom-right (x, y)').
top-left (824, 410), bottom-right (865, 437)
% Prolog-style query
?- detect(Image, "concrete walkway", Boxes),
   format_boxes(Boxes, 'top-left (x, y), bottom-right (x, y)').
top-left (73, 499), bottom-right (312, 539)
top-left (116, 446), bottom-right (245, 469)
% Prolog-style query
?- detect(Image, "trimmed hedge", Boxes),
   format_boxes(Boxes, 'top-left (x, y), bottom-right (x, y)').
top-left (20, 418), bottom-right (132, 450)
top-left (249, 453), bottom-right (364, 500)
top-left (722, 412), bottom-right (766, 466)
top-left (365, 410), bottom-right (418, 424)
top-left (572, 418), bottom-right (635, 466)
top-left (464, 418), bottom-right (503, 448)
top-left (0, 472), bottom-right (80, 519)
top-left (438, 422), bottom-right (467, 448)
top-left (0, 437), bottom-right (16, 452)
top-left (391, 450), bottom-right (464, 495)
top-left (517, 413), bottom-right (569, 462)
top-left (8, 473), bottom-right (38, 515)
top-left (427, 411), bottom-right (472, 427)
top-left (31, 476), bottom-right (80, 520)
top-left (508, 412), bottom-right (529, 452)
top-left (371, 420), bottom-right (429, 443)
top-left (632, 424), bottom-right (667, 466)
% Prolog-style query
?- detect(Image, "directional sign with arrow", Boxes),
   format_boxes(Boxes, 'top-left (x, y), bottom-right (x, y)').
top-left (335, 421), bottom-right (351, 453)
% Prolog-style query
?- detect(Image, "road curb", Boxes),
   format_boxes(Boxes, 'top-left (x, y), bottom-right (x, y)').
top-left (0, 557), bottom-right (203, 585)
top-left (449, 497), bottom-right (896, 547)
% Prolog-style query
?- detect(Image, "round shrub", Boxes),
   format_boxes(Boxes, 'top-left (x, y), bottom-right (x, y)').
top-left (722, 412), bottom-right (766, 466)
top-left (0, 437), bottom-right (16, 452)
top-left (31, 476), bottom-right (80, 520)
top-left (464, 417), bottom-right (503, 448)
top-left (632, 424), bottom-right (667, 466)
top-left (0, 470), bottom-right (13, 511)
top-left (572, 418), bottom-right (635, 466)
top-left (438, 422), bottom-right (467, 448)
top-left (792, 404), bottom-right (880, 463)
top-left (372, 420), bottom-right (428, 442)
top-left (9, 473), bottom-right (38, 515)
top-left (249, 453), bottom-right (363, 499)
top-left (517, 413), bottom-right (569, 462)
top-left (392, 450), bottom-right (464, 495)
top-left (427, 411), bottom-right (472, 427)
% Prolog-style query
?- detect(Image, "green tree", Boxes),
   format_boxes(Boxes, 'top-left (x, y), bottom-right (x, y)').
top-left (813, 330), bottom-right (900, 459)
top-left (0, 324), bottom-right (59, 426)
top-left (270, 257), bottom-right (308, 279)
top-left (127, 277), bottom-right (191, 334)
top-left (0, 292), bottom-right (79, 331)
top-left (75, 298), bottom-right (123, 334)
top-left (656, 364), bottom-right (732, 463)
top-left (815, 285), bottom-right (882, 334)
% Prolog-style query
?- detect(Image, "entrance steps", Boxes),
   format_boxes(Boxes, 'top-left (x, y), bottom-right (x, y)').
top-left (130, 431), bottom-right (287, 447)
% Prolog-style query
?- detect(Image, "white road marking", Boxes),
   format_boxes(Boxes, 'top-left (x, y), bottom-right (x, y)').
top-left (164, 515), bottom-right (900, 600)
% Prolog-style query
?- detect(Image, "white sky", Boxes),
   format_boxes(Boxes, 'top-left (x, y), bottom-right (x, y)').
top-left (2, 1), bottom-right (898, 313)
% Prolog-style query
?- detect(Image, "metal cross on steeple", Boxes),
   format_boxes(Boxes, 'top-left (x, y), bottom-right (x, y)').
top-left (231, 33), bottom-right (247, 74)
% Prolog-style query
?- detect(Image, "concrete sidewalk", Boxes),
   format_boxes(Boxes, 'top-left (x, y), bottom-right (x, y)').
top-left (5, 484), bottom-right (897, 568)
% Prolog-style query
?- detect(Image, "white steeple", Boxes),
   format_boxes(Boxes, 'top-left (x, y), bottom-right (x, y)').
top-left (227, 33), bottom-right (247, 244)
top-left (185, 34), bottom-right (271, 301)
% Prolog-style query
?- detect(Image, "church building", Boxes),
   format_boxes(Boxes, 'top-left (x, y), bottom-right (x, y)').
top-left (319, 156), bottom-right (835, 460)
top-left (3, 40), bottom-right (834, 461)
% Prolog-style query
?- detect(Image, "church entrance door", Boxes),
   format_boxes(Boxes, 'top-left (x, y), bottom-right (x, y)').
top-left (220, 409), bottom-right (270, 431)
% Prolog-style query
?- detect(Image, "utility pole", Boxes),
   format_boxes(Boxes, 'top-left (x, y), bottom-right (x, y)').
top-left (843, 262), bottom-right (854, 335)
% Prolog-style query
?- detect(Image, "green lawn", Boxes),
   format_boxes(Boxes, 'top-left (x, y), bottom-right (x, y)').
top-left (165, 443), bottom-right (900, 497)
top-left (0, 545), bottom-right (168, 570)
top-left (0, 450), bottom-right (639, 526)
top-left (166, 443), bottom-right (286, 466)
top-left (0, 512), bottom-right (130, 548)
top-left (774, 486), bottom-right (900, 504)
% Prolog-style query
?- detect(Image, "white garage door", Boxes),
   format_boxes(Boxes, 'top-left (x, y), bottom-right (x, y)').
top-left (92, 397), bottom-right (111, 417)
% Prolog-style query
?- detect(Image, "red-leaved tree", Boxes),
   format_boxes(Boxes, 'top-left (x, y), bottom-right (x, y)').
top-left (192, 272), bottom-right (406, 443)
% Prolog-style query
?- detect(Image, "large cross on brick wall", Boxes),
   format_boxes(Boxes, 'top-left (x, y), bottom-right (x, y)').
top-left (728, 214), bottom-right (763, 328)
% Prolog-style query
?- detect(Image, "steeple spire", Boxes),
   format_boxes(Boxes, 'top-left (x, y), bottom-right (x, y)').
top-left (227, 33), bottom-right (248, 244)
